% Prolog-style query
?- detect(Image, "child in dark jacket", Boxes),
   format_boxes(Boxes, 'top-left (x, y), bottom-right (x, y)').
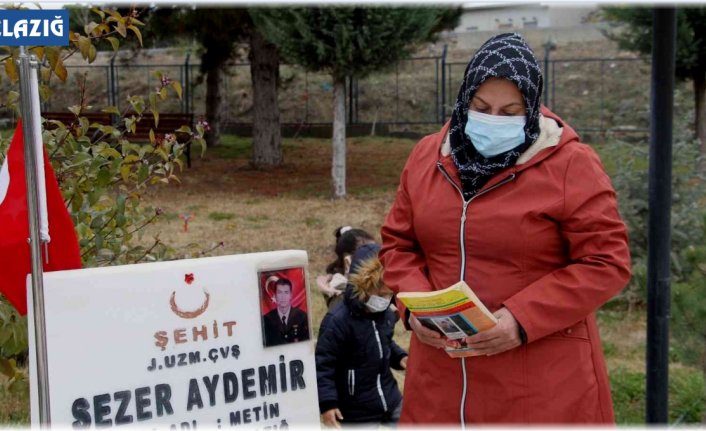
top-left (315, 243), bottom-right (407, 427)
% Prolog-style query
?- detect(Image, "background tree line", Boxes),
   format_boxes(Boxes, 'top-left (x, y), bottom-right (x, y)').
top-left (139, 6), bottom-right (461, 198)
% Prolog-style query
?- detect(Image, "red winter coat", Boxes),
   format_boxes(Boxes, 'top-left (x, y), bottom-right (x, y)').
top-left (380, 108), bottom-right (631, 424)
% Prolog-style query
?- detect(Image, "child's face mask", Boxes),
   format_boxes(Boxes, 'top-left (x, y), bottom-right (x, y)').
top-left (365, 295), bottom-right (392, 313)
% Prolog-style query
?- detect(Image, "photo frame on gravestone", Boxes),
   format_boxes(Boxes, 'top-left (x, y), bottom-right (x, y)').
top-left (259, 267), bottom-right (311, 348)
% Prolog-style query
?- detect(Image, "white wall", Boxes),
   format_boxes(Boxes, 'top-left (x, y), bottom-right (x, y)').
top-left (455, 4), bottom-right (596, 33)
top-left (452, 26), bottom-right (607, 51)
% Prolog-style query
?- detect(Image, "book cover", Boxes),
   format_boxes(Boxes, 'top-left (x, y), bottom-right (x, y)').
top-left (397, 281), bottom-right (497, 357)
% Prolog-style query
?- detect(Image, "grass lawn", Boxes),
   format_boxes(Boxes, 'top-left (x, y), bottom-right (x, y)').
top-left (1, 134), bottom-right (704, 425)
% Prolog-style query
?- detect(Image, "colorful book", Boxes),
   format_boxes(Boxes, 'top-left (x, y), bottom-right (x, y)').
top-left (397, 281), bottom-right (497, 358)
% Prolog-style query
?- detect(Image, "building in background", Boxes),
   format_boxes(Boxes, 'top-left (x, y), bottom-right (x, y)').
top-left (455, 2), bottom-right (597, 32)
top-left (449, 2), bottom-right (604, 49)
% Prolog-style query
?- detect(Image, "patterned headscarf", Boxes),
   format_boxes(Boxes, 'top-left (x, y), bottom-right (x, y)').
top-left (448, 33), bottom-right (543, 199)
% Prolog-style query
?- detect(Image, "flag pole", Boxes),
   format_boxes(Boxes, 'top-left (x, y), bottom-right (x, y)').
top-left (18, 46), bottom-right (52, 426)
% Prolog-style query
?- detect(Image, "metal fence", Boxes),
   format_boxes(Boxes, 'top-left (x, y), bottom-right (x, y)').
top-left (444, 56), bottom-right (652, 141)
top-left (3, 49), bottom-right (653, 141)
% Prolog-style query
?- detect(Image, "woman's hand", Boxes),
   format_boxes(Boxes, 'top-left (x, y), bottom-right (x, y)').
top-left (409, 314), bottom-right (448, 349)
top-left (321, 408), bottom-right (343, 428)
top-left (465, 307), bottom-right (522, 356)
top-left (400, 356), bottom-right (408, 369)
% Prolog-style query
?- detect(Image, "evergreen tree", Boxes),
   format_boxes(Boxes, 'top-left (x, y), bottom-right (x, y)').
top-left (252, 7), bottom-right (459, 198)
top-left (602, 7), bottom-right (706, 168)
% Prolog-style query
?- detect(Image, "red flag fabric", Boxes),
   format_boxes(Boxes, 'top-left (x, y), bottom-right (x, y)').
top-left (259, 267), bottom-right (308, 314)
top-left (0, 121), bottom-right (81, 315)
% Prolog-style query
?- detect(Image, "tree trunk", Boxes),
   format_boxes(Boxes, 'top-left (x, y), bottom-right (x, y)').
top-left (332, 76), bottom-right (347, 199)
top-left (694, 71), bottom-right (706, 172)
top-left (205, 59), bottom-right (226, 148)
top-left (249, 28), bottom-right (282, 168)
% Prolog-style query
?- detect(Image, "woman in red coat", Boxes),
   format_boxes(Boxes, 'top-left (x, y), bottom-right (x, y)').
top-left (379, 32), bottom-right (631, 424)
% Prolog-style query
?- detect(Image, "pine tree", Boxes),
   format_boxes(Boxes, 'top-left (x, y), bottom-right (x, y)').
top-left (602, 7), bottom-right (706, 170)
top-left (252, 7), bottom-right (458, 198)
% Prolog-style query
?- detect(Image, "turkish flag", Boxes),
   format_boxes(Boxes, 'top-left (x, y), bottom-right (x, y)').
top-left (0, 121), bottom-right (81, 315)
top-left (259, 267), bottom-right (308, 315)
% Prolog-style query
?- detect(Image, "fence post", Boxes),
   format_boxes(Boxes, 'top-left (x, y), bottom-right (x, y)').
top-left (435, 55), bottom-right (440, 124)
top-left (551, 60), bottom-right (556, 112)
top-left (105, 65), bottom-right (111, 107)
top-left (646, 7), bottom-right (677, 424)
top-left (542, 39), bottom-right (556, 108)
top-left (183, 50), bottom-right (191, 114)
top-left (600, 59), bottom-right (606, 139)
top-left (440, 44), bottom-right (447, 124)
top-left (109, 54), bottom-right (117, 109)
top-left (395, 63), bottom-right (399, 123)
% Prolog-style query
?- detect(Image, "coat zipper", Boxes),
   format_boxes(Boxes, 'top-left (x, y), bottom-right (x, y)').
top-left (371, 320), bottom-right (388, 412)
top-left (436, 162), bottom-right (516, 427)
top-left (436, 162), bottom-right (516, 278)
top-left (348, 369), bottom-right (355, 396)
top-left (376, 374), bottom-right (388, 412)
top-left (372, 321), bottom-right (384, 359)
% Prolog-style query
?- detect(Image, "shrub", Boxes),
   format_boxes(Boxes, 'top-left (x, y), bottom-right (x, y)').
top-left (610, 366), bottom-right (705, 424)
top-left (602, 134), bottom-right (706, 306)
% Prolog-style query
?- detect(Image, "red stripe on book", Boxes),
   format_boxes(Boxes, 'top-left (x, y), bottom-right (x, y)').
top-left (412, 301), bottom-right (477, 318)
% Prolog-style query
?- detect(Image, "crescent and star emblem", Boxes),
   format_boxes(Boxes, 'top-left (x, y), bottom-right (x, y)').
top-left (169, 273), bottom-right (210, 319)
top-left (169, 290), bottom-right (210, 319)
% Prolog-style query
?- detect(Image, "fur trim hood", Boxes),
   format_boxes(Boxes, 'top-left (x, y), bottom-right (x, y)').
top-left (343, 243), bottom-right (393, 315)
top-left (349, 257), bottom-right (393, 304)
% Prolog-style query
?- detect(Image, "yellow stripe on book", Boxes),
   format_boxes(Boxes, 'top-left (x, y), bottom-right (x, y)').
top-left (398, 291), bottom-right (470, 310)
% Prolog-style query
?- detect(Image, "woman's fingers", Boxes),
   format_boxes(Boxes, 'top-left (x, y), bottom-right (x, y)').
top-left (409, 315), bottom-right (440, 337)
top-left (410, 308), bottom-right (523, 354)
top-left (463, 307), bottom-right (522, 355)
top-left (410, 315), bottom-right (447, 349)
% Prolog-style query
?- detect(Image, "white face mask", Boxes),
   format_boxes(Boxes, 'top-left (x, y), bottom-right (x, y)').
top-left (465, 110), bottom-right (526, 158)
top-left (365, 295), bottom-right (392, 313)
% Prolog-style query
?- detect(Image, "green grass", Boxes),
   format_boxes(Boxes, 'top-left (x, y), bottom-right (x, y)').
top-left (348, 185), bottom-right (392, 196)
top-left (243, 198), bottom-right (265, 205)
top-left (597, 305), bottom-right (705, 424)
top-left (610, 366), bottom-right (705, 424)
top-left (602, 340), bottom-right (618, 357)
top-left (161, 212), bottom-right (180, 222)
top-left (670, 367), bottom-right (706, 424)
top-left (594, 142), bottom-right (648, 177)
top-left (208, 211), bottom-right (236, 221)
top-left (209, 135), bottom-right (252, 159)
top-left (610, 367), bottom-right (644, 423)
top-left (243, 214), bottom-right (269, 223)
top-left (284, 184), bottom-right (331, 199)
top-left (304, 216), bottom-right (323, 227)
top-left (0, 376), bottom-right (29, 426)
